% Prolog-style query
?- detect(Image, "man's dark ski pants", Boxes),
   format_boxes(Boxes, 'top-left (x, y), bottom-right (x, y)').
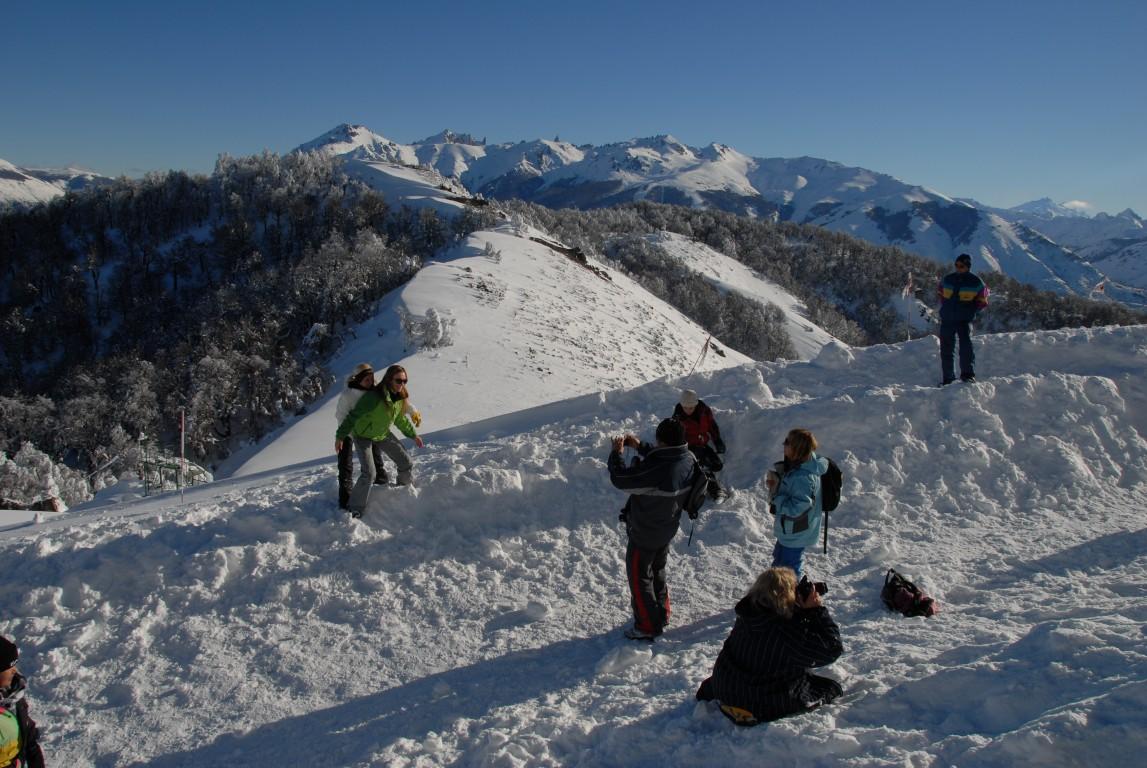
top-left (626, 541), bottom-right (671, 634)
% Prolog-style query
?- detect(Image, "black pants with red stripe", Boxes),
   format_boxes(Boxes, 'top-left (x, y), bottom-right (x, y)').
top-left (626, 541), bottom-right (671, 635)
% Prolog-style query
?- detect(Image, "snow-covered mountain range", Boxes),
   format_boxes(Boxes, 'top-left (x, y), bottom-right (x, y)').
top-left (298, 124), bottom-right (1147, 306)
top-left (0, 157), bottom-right (110, 206)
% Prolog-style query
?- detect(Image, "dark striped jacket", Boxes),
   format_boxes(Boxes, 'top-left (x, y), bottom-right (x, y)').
top-left (708, 596), bottom-right (843, 721)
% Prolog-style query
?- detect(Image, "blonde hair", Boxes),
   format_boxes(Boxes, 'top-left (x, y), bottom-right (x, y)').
top-left (347, 363), bottom-right (374, 387)
top-left (746, 567), bottom-right (798, 618)
top-left (786, 428), bottom-right (818, 462)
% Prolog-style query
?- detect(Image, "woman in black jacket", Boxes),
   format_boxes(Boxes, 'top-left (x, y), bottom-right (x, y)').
top-left (696, 567), bottom-right (843, 724)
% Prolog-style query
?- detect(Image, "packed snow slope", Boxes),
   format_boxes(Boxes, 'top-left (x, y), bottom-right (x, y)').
top-left (227, 218), bottom-right (833, 478)
top-left (3, 324), bottom-right (1146, 767)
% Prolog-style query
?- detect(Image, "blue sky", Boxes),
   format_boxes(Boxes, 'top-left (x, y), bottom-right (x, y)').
top-left (4, 0), bottom-right (1144, 215)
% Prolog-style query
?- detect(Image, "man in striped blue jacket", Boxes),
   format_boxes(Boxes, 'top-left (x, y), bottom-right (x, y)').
top-left (937, 253), bottom-right (989, 385)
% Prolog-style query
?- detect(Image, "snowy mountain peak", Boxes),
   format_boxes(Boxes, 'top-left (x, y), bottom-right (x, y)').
top-left (631, 134), bottom-right (694, 157)
top-left (1010, 197), bottom-right (1092, 219)
top-left (294, 123), bottom-right (413, 164)
top-left (1, 156), bottom-right (105, 206)
top-left (0, 157), bottom-right (30, 176)
top-left (418, 129), bottom-right (485, 146)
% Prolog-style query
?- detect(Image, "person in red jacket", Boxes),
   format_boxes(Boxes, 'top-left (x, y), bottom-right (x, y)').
top-left (672, 389), bottom-right (726, 473)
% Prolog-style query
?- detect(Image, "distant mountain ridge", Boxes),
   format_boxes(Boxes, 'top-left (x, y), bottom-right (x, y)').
top-left (298, 124), bottom-right (1147, 307)
top-left (0, 157), bottom-right (111, 206)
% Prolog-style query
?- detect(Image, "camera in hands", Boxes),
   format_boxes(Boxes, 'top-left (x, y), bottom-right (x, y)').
top-left (797, 575), bottom-right (828, 600)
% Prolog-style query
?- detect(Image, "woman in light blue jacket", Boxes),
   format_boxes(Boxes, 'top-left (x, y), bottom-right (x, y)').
top-left (766, 428), bottom-right (828, 577)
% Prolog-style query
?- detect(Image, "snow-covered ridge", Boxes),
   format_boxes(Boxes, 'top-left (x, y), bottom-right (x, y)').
top-left (0, 157), bottom-right (68, 205)
top-left (648, 232), bottom-right (836, 361)
top-left (0, 157), bottom-right (111, 205)
top-left (226, 222), bottom-right (758, 478)
top-left (3, 324), bottom-right (1146, 765)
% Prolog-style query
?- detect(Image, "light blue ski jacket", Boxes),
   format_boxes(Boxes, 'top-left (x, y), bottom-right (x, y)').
top-left (772, 453), bottom-right (829, 549)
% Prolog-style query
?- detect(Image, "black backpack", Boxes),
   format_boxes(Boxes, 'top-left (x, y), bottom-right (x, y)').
top-left (683, 461), bottom-right (712, 521)
top-left (881, 569), bottom-right (939, 617)
top-left (820, 457), bottom-right (843, 512)
top-left (816, 456), bottom-right (843, 554)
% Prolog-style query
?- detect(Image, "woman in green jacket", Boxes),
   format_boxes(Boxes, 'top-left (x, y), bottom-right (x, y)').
top-left (335, 364), bottom-right (424, 517)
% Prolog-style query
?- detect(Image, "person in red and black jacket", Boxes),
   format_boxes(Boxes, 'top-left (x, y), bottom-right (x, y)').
top-left (672, 389), bottom-right (726, 473)
top-left (0, 636), bottom-right (45, 768)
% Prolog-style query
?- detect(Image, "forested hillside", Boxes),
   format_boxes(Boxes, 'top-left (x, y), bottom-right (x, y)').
top-left (503, 200), bottom-right (1144, 344)
top-left (0, 152), bottom-right (498, 502)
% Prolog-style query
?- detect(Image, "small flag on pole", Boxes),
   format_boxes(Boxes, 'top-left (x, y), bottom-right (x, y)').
top-left (180, 408), bottom-right (186, 502)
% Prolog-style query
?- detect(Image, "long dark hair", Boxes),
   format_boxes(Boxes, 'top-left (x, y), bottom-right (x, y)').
top-left (378, 364), bottom-right (409, 400)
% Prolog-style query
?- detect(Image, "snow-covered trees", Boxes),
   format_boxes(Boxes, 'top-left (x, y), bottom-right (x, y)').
top-left (603, 235), bottom-right (798, 361)
top-left (400, 307), bottom-right (455, 350)
top-left (0, 150), bottom-right (494, 482)
top-left (0, 442), bottom-right (90, 508)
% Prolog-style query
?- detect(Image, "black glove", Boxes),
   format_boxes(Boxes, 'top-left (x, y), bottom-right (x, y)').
top-left (688, 508), bottom-right (699, 521)
top-left (714, 438), bottom-right (726, 455)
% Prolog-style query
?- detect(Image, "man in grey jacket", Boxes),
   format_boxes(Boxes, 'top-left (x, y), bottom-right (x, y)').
top-left (608, 418), bottom-right (700, 640)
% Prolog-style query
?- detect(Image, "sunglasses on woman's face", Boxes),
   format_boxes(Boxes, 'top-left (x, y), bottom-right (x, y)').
top-left (393, 378), bottom-right (408, 385)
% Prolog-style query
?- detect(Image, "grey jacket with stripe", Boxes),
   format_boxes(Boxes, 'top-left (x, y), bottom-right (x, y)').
top-left (608, 442), bottom-right (698, 549)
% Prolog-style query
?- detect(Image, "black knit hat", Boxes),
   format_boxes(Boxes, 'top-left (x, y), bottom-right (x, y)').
top-left (655, 418), bottom-right (686, 446)
top-left (956, 253), bottom-right (972, 266)
top-left (0, 636), bottom-right (17, 671)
